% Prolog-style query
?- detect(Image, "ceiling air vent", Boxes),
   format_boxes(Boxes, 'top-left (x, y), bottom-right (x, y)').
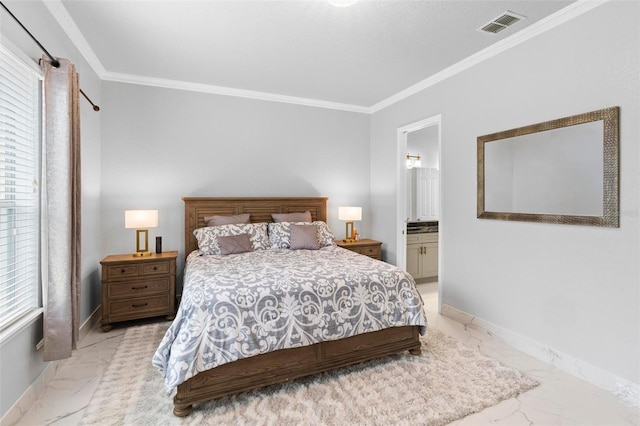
top-left (478, 11), bottom-right (526, 34)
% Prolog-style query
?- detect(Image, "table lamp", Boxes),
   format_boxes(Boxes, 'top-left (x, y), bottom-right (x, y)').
top-left (338, 206), bottom-right (362, 243)
top-left (125, 210), bottom-right (158, 256)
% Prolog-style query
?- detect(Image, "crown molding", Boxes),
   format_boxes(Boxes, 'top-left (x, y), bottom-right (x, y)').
top-left (43, 0), bottom-right (107, 77)
top-left (44, 0), bottom-right (367, 113)
top-left (46, 0), bottom-right (607, 114)
top-left (102, 71), bottom-right (370, 113)
top-left (369, 0), bottom-right (609, 113)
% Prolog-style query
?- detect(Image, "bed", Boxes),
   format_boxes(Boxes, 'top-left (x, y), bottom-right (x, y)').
top-left (153, 197), bottom-right (427, 417)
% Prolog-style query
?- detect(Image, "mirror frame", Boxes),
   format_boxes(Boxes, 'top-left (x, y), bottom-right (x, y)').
top-left (477, 106), bottom-right (619, 227)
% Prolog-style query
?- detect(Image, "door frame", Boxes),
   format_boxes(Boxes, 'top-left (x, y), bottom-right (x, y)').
top-left (396, 114), bottom-right (442, 312)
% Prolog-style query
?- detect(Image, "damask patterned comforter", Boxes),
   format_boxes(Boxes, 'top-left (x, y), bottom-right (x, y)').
top-left (152, 246), bottom-right (427, 393)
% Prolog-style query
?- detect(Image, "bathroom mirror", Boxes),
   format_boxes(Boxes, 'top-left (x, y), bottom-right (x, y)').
top-left (477, 106), bottom-right (619, 227)
top-left (406, 125), bottom-right (439, 222)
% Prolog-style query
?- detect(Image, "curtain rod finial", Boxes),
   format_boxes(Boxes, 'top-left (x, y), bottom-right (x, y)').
top-left (79, 88), bottom-right (100, 112)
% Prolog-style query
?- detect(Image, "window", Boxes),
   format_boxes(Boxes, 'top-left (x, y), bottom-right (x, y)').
top-left (0, 43), bottom-right (42, 334)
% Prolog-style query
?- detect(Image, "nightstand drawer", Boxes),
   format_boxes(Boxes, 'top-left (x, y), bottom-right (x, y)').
top-left (107, 294), bottom-right (171, 320)
top-left (140, 261), bottom-right (170, 276)
top-left (361, 245), bottom-right (381, 258)
top-left (106, 260), bottom-right (171, 280)
top-left (350, 245), bottom-right (381, 257)
top-left (108, 278), bottom-right (169, 299)
top-left (107, 264), bottom-right (139, 279)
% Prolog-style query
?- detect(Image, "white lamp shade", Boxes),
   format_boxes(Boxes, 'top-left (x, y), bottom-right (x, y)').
top-left (338, 206), bottom-right (362, 221)
top-left (125, 210), bottom-right (158, 229)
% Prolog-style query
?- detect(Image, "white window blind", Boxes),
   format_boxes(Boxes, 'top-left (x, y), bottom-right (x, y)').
top-left (0, 44), bottom-right (42, 331)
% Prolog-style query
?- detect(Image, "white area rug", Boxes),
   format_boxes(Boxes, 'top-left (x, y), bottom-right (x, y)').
top-left (80, 322), bottom-right (538, 425)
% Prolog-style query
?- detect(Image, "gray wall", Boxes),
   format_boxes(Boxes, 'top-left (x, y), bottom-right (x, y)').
top-left (0, 0), bottom-right (102, 416)
top-left (100, 82), bottom-right (371, 287)
top-left (370, 1), bottom-right (639, 384)
top-left (2, 0), bottom-right (638, 420)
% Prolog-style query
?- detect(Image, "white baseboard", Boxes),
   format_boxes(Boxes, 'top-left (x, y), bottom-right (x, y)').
top-left (441, 303), bottom-right (640, 409)
top-left (79, 305), bottom-right (102, 343)
top-left (0, 306), bottom-right (102, 426)
top-left (0, 359), bottom-right (60, 426)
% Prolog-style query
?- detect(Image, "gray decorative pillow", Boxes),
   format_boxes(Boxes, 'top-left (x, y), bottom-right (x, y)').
top-left (194, 223), bottom-right (269, 255)
top-left (314, 221), bottom-right (336, 246)
top-left (290, 224), bottom-right (320, 250)
top-left (217, 233), bottom-right (253, 255)
top-left (204, 213), bottom-right (250, 227)
top-left (271, 211), bottom-right (312, 223)
top-left (268, 221), bottom-right (335, 249)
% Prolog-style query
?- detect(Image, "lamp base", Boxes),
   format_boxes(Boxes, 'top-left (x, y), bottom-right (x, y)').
top-left (132, 251), bottom-right (153, 257)
top-left (133, 229), bottom-right (152, 257)
top-left (345, 221), bottom-right (355, 243)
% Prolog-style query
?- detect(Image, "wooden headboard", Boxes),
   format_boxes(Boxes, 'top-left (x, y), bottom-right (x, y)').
top-left (183, 197), bottom-right (328, 255)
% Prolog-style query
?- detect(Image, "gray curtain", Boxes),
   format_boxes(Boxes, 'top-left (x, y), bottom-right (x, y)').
top-left (41, 56), bottom-right (81, 362)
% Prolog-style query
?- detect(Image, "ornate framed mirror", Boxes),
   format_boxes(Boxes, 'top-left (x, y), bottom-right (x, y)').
top-left (477, 106), bottom-right (619, 227)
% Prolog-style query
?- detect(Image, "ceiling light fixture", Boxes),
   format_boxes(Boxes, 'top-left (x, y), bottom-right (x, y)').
top-left (327, 0), bottom-right (359, 7)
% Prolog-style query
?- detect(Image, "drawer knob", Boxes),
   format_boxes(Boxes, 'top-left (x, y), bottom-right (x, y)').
top-left (120, 269), bottom-right (126, 273)
top-left (132, 302), bottom-right (148, 308)
top-left (131, 285), bottom-right (148, 290)
top-left (153, 267), bottom-right (158, 270)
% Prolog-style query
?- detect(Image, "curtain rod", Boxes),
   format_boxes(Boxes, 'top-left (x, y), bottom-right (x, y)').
top-left (0, 1), bottom-right (100, 112)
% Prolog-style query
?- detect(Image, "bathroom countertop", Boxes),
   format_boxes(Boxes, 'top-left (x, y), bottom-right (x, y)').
top-left (407, 221), bottom-right (438, 234)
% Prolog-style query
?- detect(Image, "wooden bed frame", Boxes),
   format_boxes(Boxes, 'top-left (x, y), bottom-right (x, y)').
top-left (173, 197), bottom-right (422, 417)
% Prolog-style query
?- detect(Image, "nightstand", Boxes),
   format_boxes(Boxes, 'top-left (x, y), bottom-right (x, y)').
top-left (335, 238), bottom-right (382, 260)
top-left (100, 251), bottom-right (178, 331)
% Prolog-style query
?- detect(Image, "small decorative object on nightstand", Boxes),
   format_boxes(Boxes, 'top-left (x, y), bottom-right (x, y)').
top-left (100, 251), bottom-right (178, 332)
top-left (335, 238), bottom-right (382, 261)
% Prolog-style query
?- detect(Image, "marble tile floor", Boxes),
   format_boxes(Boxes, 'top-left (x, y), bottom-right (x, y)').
top-left (6, 282), bottom-right (639, 425)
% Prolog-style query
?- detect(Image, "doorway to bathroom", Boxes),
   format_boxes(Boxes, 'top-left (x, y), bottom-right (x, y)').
top-left (396, 115), bottom-right (441, 313)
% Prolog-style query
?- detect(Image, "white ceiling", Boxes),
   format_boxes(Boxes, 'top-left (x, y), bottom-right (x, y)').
top-left (55, 0), bottom-right (577, 112)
